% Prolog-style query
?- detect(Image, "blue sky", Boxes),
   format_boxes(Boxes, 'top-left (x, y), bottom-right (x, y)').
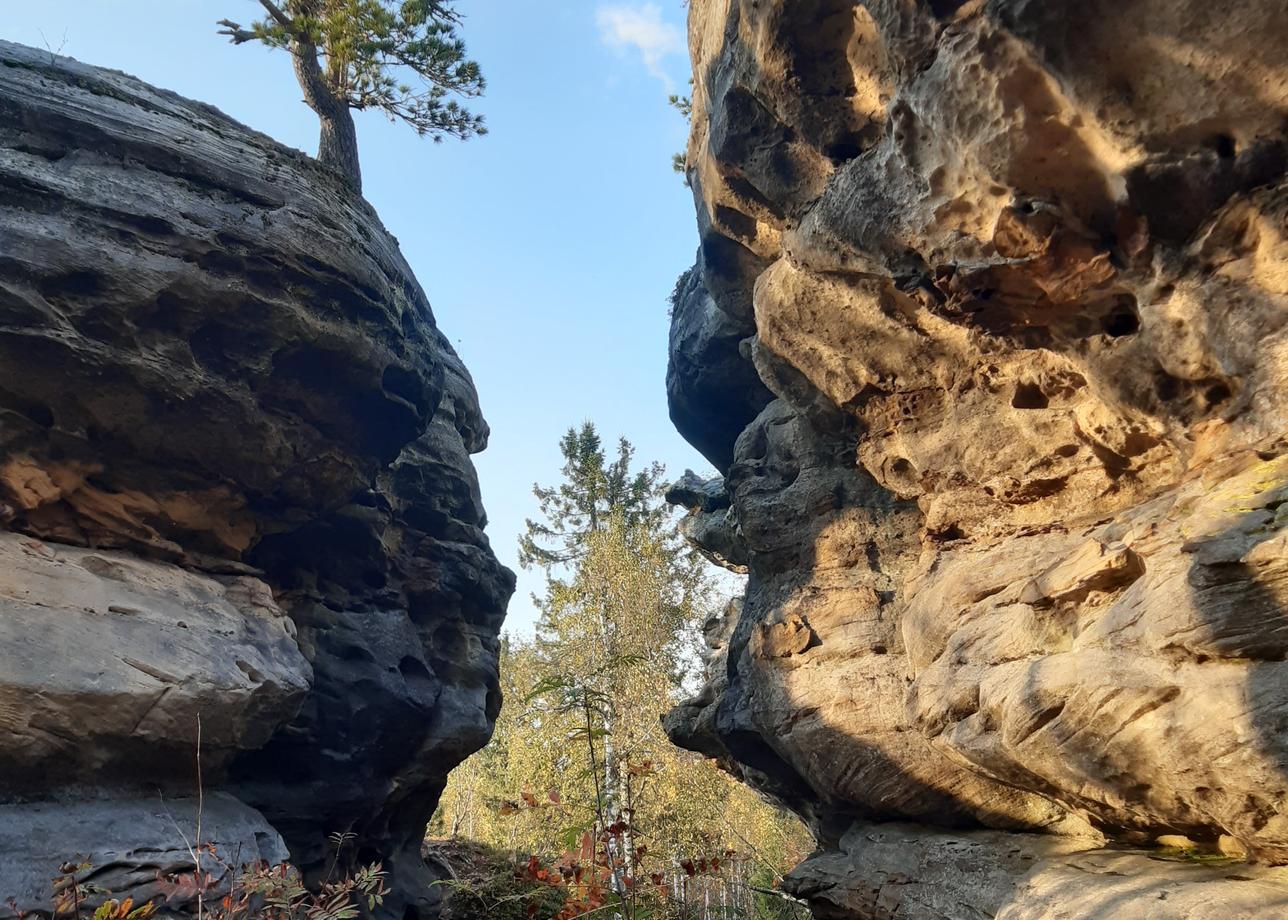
top-left (5, 1), bottom-right (720, 633)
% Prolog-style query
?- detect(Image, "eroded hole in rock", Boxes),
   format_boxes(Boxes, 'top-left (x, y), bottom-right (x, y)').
top-left (334, 642), bottom-right (377, 665)
top-left (1101, 301), bottom-right (1141, 337)
top-left (929, 523), bottom-right (966, 543)
top-left (139, 288), bottom-right (196, 337)
top-left (397, 655), bottom-right (434, 688)
top-left (380, 364), bottom-right (427, 412)
top-left (190, 323), bottom-right (243, 377)
top-left (886, 457), bottom-right (920, 492)
top-left (1012, 382), bottom-right (1049, 409)
top-left (1205, 382), bottom-right (1233, 407)
top-left (714, 205), bottom-right (759, 242)
top-left (824, 137), bottom-right (864, 165)
top-left (1154, 372), bottom-right (1183, 402)
top-left (0, 385), bottom-right (54, 428)
top-left (129, 215), bottom-right (176, 237)
top-left (723, 175), bottom-right (784, 220)
top-left (196, 248), bottom-right (246, 275)
top-left (1123, 431), bottom-right (1161, 456)
top-left (928, 0), bottom-right (971, 18)
top-left (399, 306), bottom-right (420, 337)
top-left (37, 269), bottom-right (103, 301)
top-left (1088, 440), bottom-right (1132, 478)
top-left (1209, 133), bottom-right (1237, 159)
top-left (1020, 702), bottom-right (1067, 743)
top-left (1007, 476), bottom-right (1068, 503)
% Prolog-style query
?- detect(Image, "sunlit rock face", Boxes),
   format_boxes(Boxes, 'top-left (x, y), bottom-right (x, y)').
top-left (0, 40), bottom-right (513, 920)
top-left (665, 1), bottom-right (1288, 916)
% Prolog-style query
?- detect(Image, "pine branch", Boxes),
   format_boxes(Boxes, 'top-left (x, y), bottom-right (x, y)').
top-left (216, 20), bottom-right (258, 44)
top-left (256, 0), bottom-right (295, 31)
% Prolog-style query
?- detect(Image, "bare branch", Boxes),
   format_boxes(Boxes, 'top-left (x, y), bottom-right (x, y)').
top-left (256, 0), bottom-right (295, 32)
top-left (216, 20), bottom-right (258, 45)
top-left (748, 885), bottom-right (809, 906)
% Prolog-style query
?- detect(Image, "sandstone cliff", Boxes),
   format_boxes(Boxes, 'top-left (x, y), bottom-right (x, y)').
top-left (665, 1), bottom-right (1288, 917)
top-left (0, 40), bottom-right (512, 919)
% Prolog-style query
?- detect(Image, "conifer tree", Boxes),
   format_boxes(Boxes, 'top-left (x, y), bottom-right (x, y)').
top-left (430, 425), bottom-right (812, 918)
top-left (218, 0), bottom-right (486, 192)
top-left (518, 423), bottom-right (667, 571)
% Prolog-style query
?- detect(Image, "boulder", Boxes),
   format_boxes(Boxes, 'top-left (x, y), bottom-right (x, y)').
top-left (0, 794), bottom-right (289, 920)
top-left (667, 0), bottom-right (1288, 915)
top-left (0, 40), bottom-right (513, 919)
top-left (0, 532), bottom-right (309, 791)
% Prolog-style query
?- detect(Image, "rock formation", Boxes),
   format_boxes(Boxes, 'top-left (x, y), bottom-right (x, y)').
top-left (665, 1), bottom-right (1288, 916)
top-left (0, 40), bottom-right (512, 919)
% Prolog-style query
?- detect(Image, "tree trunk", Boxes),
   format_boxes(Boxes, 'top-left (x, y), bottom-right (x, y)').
top-left (317, 107), bottom-right (363, 192)
top-left (285, 36), bottom-right (363, 193)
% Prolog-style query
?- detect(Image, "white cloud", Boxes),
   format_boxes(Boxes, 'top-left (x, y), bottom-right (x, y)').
top-left (595, 3), bottom-right (684, 89)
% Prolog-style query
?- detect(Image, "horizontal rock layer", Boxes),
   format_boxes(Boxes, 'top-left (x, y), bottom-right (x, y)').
top-left (666, 0), bottom-right (1288, 917)
top-left (0, 532), bottom-right (309, 790)
top-left (1, 794), bottom-right (290, 919)
top-left (0, 40), bottom-right (513, 920)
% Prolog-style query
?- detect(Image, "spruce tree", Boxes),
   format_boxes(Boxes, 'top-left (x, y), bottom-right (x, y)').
top-left (218, 0), bottom-right (486, 192)
top-left (518, 422), bottom-right (667, 571)
top-left (429, 425), bottom-right (812, 917)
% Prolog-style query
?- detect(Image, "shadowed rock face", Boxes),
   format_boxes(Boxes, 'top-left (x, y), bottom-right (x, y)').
top-left (0, 40), bottom-right (513, 920)
top-left (665, 1), bottom-right (1288, 916)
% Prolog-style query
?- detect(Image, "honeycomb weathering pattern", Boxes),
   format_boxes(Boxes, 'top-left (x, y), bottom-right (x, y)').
top-left (665, 1), bottom-right (1288, 916)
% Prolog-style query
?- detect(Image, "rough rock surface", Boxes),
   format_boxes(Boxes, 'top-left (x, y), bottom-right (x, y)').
top-left (1, 795), bottom-right (291, 918)
top-left (0, 532), bottom-right (310, 789)
top-left (0, 40), bottom-right (513, 919)
top-left (665, 1), bottom-right (1288, 916)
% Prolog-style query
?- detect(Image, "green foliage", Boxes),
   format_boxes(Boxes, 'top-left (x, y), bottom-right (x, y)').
top-left (226, 859), bottom-right (388, 920)
top-left (429, 840), bottom-right (567, 920)
top-left (519, 423), bottom-right (667, 570)
top-left (431, 423), bottom-right (812, 920)
top-left (669, 89), bottom-right (692, 182)
top-left (90, 898), bottom-right (158, 920)
top-left (222, 0), bottom-right (485, 141)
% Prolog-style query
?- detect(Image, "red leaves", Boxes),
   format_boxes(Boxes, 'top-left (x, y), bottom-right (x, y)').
top-left (678, 854), bottom-right (726, 880)
top-left (499, 788), bottom-right (564, 818)
top-left (155, 870), bottom-right (221, 905)
top-left (518, 844), bottom-right (617, 920)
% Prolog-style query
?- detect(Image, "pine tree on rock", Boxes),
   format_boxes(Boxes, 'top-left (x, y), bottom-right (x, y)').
top-left (218, 0), bottom-right (486, 192)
